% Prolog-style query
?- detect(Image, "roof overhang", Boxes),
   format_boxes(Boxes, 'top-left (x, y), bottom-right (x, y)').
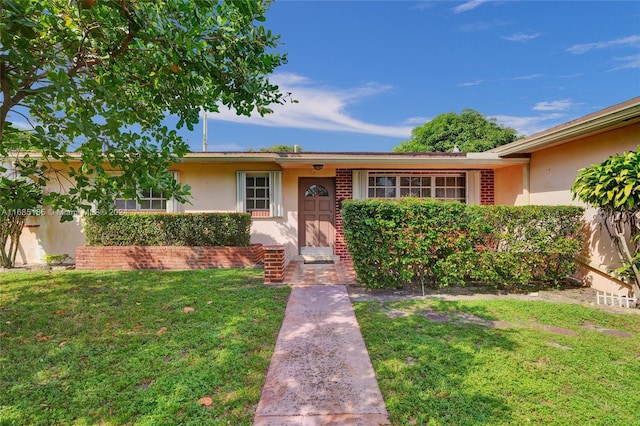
top-left (181, 151), bottom-right (529, 169)
top-left (491, 96), bottom-right (640, 157)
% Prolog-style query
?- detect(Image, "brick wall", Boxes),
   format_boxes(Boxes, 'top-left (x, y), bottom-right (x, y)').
top-left (480, 169), bottom-right (495, 205)
top-left (76, 244), bottom-right (263, 270)
top-left (335, 169), bottom-right (352, 262)
top-left (263, 245), bottom-right (288, 284)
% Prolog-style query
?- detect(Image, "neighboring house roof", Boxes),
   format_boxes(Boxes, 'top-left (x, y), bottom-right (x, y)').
top-left (490, 96), bottom-right (640, 157)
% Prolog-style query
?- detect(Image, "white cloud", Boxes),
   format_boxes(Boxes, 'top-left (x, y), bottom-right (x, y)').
top-left (460, 74), bottom-right (542, 87)
top-left (204, 73), bottom-right (413, 138)
top-left (404, 116), bottom-right (432, 125)
top-left (452, 0), bottom-right (489, 14)
top-left (492, 113), bottom-right (565, 136)
top-left (502, 32), bottom-right (542, 42)
top-left (459, 19), bottom-right (510, 32)
top-left (609, 54), bottom-right (640, 71)
top-left (459, 79), bottom-right (484, 87)
top-left (512, 74), bottom-right (543, 81)
top-left (566, 35), bottom-right (640, 54)
top-left (532, 99), bottom-right (575, 111)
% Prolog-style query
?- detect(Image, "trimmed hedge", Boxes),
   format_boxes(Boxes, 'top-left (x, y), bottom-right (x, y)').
top-left (84, 213), bottom-right (251, 247)
top-left (342, 198), bottom-right (586, 290)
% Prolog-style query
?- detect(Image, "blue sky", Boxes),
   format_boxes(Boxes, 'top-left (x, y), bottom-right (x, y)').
top-left (188, 0), bottom-right (639, 153)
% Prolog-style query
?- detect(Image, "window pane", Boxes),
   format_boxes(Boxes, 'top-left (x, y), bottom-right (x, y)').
top-left (457, 188), bottom-right (466, 198)
top-left (151, 200), bottom-right (162, 209)
top-left (305, 184), bottom-right (329, 197)
top-left (400, 188), bottom-right (410, 197)
top-left (376, 188), bottom-right (385, 198)
top-left (368, 188), bottom-right (375, 198)
top-left (385, 177), bottom-right (396, 186)
top-left (368, 177), bottom-right (375, 186)
top-left (141, 189), bottom-right (151, 198)
top-left (115, 200), bottom-right (126, 210)
top-left (140, 200), bottom-right (150, 209)
top-left (436, 188), bottom-right (445, 198)
top-left (446, 188), bottom-right (456, 198)
top-left (436, 177), bottom-right (445, 186)
top-left (245, 174), bottom-right (270, 212)
top-left (385, 188), bottom-right (396, 198)
top-left (422, 177), bottom-right (431, 186)
top-left (410, 188), bottom-right (421, 197)
top-left (400, 177), bottom-right (410, 186)
top-left (457, 177), bottom-right (466, 186)
top-left (446, 177), bottom-right (456, 186)
top-left (412, 177), bottom-right (421, 186)
top-left (421, 188), bottom-right (431, 198)
top-left (375, 177), bottom-right (387, 186)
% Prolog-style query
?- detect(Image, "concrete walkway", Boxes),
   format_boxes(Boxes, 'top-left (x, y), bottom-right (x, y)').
top-left (254, 285), bottom-right (390, 425)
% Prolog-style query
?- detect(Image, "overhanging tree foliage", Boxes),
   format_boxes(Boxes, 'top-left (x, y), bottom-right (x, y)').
top-left (393, 109), bottom-right (519, 153)
top-left (572, 149), bottom-right (640, 297)
top-left (1, 0), bottom-right (286, 266)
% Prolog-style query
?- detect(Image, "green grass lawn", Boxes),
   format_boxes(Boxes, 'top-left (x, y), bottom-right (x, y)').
top-left (355, 299), bottom-right (640, 426)
top-left (0, 269), bottom-right (290, 426)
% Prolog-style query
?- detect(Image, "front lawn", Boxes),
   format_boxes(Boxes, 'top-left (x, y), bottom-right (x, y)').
top-left (356, 299), bottom-right (640, 425)
top-left (0, 269), bottom-right (290, 425)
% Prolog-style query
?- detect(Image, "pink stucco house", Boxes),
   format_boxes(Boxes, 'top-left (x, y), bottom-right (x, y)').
top-left (12, 97), bottom-right (640, 294)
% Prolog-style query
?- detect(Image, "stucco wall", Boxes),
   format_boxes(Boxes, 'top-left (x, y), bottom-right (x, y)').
top-left (527, 125), bottom-right (638, 294)
top-left (494, 164), bottom-right (526, 206)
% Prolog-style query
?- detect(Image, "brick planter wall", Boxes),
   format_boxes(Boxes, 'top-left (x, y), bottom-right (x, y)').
top-left (76, 244), bottom-right (263, 270)
top-left (263, 245), bottom-right (288, 284)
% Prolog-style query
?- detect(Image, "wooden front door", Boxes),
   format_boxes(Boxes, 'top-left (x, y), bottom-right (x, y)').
top-left (298, 178), bottom-right (335, 249)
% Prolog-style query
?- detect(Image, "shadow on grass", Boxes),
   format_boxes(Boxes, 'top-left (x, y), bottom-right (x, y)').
top-left (0, 270), bottom-right (290, 426)
top-left (355, 299), bottom-right (517, 425)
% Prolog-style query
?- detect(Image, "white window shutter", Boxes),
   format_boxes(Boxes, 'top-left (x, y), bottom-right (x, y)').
top-left (466, 171), bottom-right (481, 205)
top-left (236, 171), bottom-right (246, 213)
top-left (167, 171), bottom-right (181, 213)
top-left (269, 171), bottom-right (283, 217)
top-left (352, 170), bottom-right (368, 200)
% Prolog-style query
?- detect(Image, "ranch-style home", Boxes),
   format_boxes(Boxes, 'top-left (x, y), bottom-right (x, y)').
top-left (11, 96), bottom-right (640, 294)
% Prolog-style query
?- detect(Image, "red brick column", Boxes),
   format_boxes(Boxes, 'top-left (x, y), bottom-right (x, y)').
top-left (263, 245), bottom-right (286, 284)
top-left (335, 169), bottom-right (352, 262)
top-left (480, 169), bottom-right (495, 205)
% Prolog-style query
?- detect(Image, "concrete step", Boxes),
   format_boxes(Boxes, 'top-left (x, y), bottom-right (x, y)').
top-left (300, 254), bottom-right (339, 264)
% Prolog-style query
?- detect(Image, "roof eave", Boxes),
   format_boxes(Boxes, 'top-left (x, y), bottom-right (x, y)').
top-left (491, 96), bottom-right (640, 156)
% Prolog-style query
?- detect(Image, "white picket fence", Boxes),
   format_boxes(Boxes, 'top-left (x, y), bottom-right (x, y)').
top-left (596, 291), bottom-right (638, 308)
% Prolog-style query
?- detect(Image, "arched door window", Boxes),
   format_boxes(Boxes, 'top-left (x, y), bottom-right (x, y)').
top-left (304, 184), bottom-right (329, 197)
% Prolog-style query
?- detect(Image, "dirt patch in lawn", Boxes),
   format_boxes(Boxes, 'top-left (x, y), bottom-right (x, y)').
top-left (348, 283), bottom-right (640, 315)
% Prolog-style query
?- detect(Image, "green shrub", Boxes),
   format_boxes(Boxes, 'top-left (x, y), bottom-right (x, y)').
top-left (84, 213), bottom-right (251, 247)
top-left (342, 199), bottom-right (585, 290)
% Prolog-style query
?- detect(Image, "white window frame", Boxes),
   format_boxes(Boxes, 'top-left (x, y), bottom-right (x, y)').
top-left (236, 171), bottom-right (283, 218)
top-left (112, 171), bottom-right (181, 213)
